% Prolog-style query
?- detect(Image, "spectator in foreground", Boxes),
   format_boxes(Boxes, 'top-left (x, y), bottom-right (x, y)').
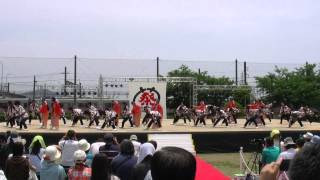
top-left (303, 132), bottom-right (313, 142)
top-left (68, 150), bottom-right (91, 180)
top-left (295, 137), bottom-right (305, 152)
top-left (99, 134), bottom-right (120, 162)
top-left (0, 133), bottom-right (9, 172)
top-left (288, 143), bottom-right (320, 180)
top-left (270, 129), bottom-right (281, 149)
top-left (151, 146), bottom-right (196, 180)
top-left (5, 142), bottom-right (29, 180)
top-left (111, 139), bottom-right (138, 180)
top-left (78, 139), bottom-right (93, 167)
top-left (261, 137), bottom-right (280, 166)
top-left (91, 153), bottom-right (119, 180)
top-left (40, 145), bottom-right (66, 180)
top-left (130, 134), bottom-right (141, 157)
top-left (260, 144), bottom-right (320, 180)
top-left (28, 135), bottom-right (46, 178)
top-left (131, 142), bottom-right (156, 180)
top-left (90, 138), bottom-right (105, 156)
top-left (278, 137), bottom-right (296, 160)
top-left (59, 130), bottom-right (79, 171)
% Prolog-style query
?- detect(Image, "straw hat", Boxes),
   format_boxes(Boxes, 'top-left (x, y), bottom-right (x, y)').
top-left (79, 139), bottom-right (90, 152)
top-left (44, 145), bottom-right (61, 161)
top-left (74, 150), bottom-right (87, 162)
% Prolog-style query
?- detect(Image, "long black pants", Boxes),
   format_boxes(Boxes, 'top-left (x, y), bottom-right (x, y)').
top-left (61, 115), bottom-right (67, 124)
top-left (213, 116), bottom-right (228, 127)
top-left (121, 116), bottom-right (134, 128)
top-left (280, 114), bottom-right (290, 124)
top-left (7, 117), bottom-right (16, 127)
top-left (228, 114), bottom-right (237, 124)
top-left (72, 116), bottom-right (83, 126)
top-left (88, 115), bottom-right (99, 127)
top-left (147, 117), bottom-right (162, 128)
top-left (173, 114), bottom-right (191, 124)
top-left (29, 112), bottom-right (42, 124)
top-left (101, 117), bottom-right (116, 129)
top-left (289, 118), bottom-right (303, 127)
top-left (142, 114), bottom-right (152, 125)
top-left (244, 116), bottom-right (258, 127)
top-left (19, 117), bottom-right (28, 129)
top-left (195, 116), bottom-right (206, 126)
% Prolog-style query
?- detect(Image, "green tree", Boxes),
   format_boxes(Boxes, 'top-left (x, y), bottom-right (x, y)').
top-left (166, 65), bottom-right (249, 109)
top-left (256, 63), bottom-right (320, 109)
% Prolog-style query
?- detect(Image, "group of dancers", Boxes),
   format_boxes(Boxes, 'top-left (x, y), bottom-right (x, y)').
top-left (5, 97), bottom-right (63, 130)
top-left (4, 97), bottom-right (164, 131)
top-left (172, 98), bottom-right (316, 128)
top-left (4, 96), bottom-right (316, 131)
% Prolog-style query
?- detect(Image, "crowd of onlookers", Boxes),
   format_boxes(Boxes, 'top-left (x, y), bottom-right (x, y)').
top-left (0, 130), bottom-right (196, 180)
top-left (259, 130), bottom-right (320, 180)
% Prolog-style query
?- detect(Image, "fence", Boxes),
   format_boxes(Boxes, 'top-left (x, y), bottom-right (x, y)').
top-left (0, 56), bottom-right (306, 104)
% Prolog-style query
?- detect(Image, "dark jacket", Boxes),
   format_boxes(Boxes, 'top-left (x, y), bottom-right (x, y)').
top-left (5, 156), bottom-right (29, 180)
top-left (131, 155), bottom-right (152, 180)
top-left (111, 154), bottom-right (137, 180)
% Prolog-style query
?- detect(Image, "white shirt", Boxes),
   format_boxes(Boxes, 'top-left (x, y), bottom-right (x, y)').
top-left (73, 109), bottom-right (82, 116)
top-left (0, 170), bottom-right (7, 180)
top-left (131, 140), bottom-right (141, 157)
top-left (59, 140), bottom-right (79, 166)
top-left (278, 148), bottom-right (296, 160)
top-left (90, 142), bottom-right (105, 156)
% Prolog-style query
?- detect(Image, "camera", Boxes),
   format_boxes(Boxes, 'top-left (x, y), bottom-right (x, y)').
top-left (250, 138), bottom-right (265, 152)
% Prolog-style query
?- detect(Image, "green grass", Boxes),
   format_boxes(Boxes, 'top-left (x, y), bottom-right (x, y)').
top-left (199, 152), bottom-right (251, 177)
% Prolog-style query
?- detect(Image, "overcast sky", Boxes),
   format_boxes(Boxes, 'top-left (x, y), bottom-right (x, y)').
top-left (0, 0), bottom-right (319, 64)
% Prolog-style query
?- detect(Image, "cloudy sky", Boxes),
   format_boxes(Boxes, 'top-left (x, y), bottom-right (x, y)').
top-left (0, 0), bottom-right (319, 63)
top-left (0, 0), bottom-right (319, 92)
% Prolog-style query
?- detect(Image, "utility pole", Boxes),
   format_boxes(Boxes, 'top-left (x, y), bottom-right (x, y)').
top-left (74, 56), bottom-right (77, 106)
top-left (156, 57), bottom-right (159, 77)
top-left (235, 59), bottom-right (238, 86)
top-left (64, 66), bottom-right (67, 96)
top-left (244, 61), bottom-right (247, 85)
top-left (79, 82), bottom-right (82, 98)
top-left (44, 83), bottom-right (47, 98)
top-left (33, 75), bottom-right (36, 100)
top-left (7, 82), bottom-right (9, 94)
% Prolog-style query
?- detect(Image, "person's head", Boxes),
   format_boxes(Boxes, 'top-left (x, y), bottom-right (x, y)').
top-left (30, 139), bottom-right (42, 155)
top-left (270, 129), bottom-right (280, 140)
top-left (284, 137), bottom-right (296, 149)
top-left (78, 139), bottom-right (90, 152)
top-left (91, 153), bottom-right (111, 180)
top-left (151, 147), bottom-right (196, 180)
top-left (129, 134), bottom-right (138, 141)
top-left (43, 145), bottom-right (61, 162)
top-left (148, 140), bottom-right (157, 150)
top-left (289, 144), bottom-right (320, 180)
top-left (14, 101), bottom-right (20, 106)
top-left (120, 139), bottom-right (134, 156)
top-left (87, 102), bottom-right (92, 107)
top-left (12, 142), bottom-right (24, 157)
top-left (74, 150), bottom-right (87, 165)
top-left (51, 97), bottom-right (56, 102)
top-left (303, 132), bottom-right (313, 142)
top-left (137, 143), bottom-right (156, 164)
top-left (7, 101), bottom-right (12, 106)
top-left (265, 137), bottom-right (274, 147)
top-left (104, 133), bottom-right (114, 145)
top-left (64, 130), bottom-right (76, 140)
top-left (296, 137), bottom-right (305, 149)
top-left (0, 133), bottom-right (6, 144)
